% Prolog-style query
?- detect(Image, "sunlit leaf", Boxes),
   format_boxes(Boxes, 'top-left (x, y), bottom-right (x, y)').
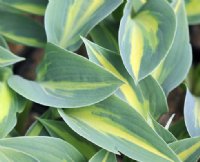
top-left (119, 0), bottom-right (176, 82)
top-left (59, 96), bottom-right (180, 162)
top-left (45, 0), bottom-right (122, 51)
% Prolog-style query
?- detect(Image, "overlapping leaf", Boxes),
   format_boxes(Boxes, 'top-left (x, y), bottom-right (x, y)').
top-left (83, 38), bottom-right (168, 123)
top-left (0, 68), bottom-right (26, 138)
top-left (0, 146), bottom-right (38, 162)
top-left (45, 0), bottom-right (122, 51)
top-left (8, 43), bottom-right (122, 108)
top-left (90, 19), bottom-right (119, 52)
top-left (153, 0), bottom-right (192, 94)
top-left (0, 137), bottom-right (86, 162)
top-left (0, 0), bottom-right (48, 15)
top-left (184, 89), bottom-right (200, 137)
top-left (59, 96), bottom-right (180, 162)
top-left (185, 0), bottom-right (200, 25)
top-left (0, 11), bottom-right (46, 47)
top-left (38, 119), bottom-right (98, 160)
top-left (169, 137), bottom-right (200, 162)
top-left (89, 149), bottom-right (117, 162)
top-left (119, 0), bottom-right (176, 82)
top-left (0, 46), bottom-right (24, 67)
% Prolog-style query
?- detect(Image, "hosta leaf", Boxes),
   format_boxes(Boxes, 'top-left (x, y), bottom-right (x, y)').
top-left (90, 18), bottom-right (119, 52)
top-left (0, 11), bottom-right (46, 47)
top-left (83, 38), bottom-right (168, 122)
top-left (45, 0), bottom-right (122, 51)
top-left (8, 43), bottom-right (122, 108)
top-left (26, 109), bottom-right (58, 136)
top-left (89, 149), bottom-right (117, 162)
top-left (185, 0), bottom-right (200, 25)
top-left (0, 46), bottom-right (24, 67)
top-left (0, 36), bottom-right (9, 49)
top-left (153, 0), bottom-right (192, 94)
top-left (169, 137), bottom-right (200, 162)
top-left (59, 96), bottom-right (180, 162)
top-left (0, 0), bottom-right (48, 15)
top-left (0, 68), bottom-right (26, 138)
top-left (119, 0), bottom-right (176, 83)
top-left (152, 118), bottom-right (177, 143)
top-left (184, 89), bottom-right (200, 137)
top-left (0, 146), bottom-right (38, 162)
top-left (38, 119), bottom-right (98, 159)
top-left (0, 137), bottom-right (86, 162)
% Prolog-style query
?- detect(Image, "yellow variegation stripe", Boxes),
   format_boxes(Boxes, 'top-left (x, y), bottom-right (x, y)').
top-left (84, 42), bottom-right (127, 83)
top-left (1, 33), bottom-right (45, 47)
top-left (68, 107), bottom-right (173, 161)
top-left (185, 0), bottom-right (200, 16)
top-left (12, 4), bottom-right (45, 15)
top-left (60, 0), bottom-right (104, 47)
top-left (41, 81), bottom-right (116, 91)
top-left (0, 83), bottom-right (12, 122)
top-left (129, 11), bottom-right (159, 81)
top-left (178, 141), bottom-right (200, 161)
top-left (194, 98), bottom-right (200, 128)
top-left (102, 152), bottom-right (109, 162)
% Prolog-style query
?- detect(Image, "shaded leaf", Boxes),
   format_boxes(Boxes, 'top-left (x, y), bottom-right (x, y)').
top-left (0, 11), bottom-right (46, 47)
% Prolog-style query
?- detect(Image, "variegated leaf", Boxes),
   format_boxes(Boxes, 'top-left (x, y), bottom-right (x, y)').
top-left (8, 43), bottom-right (122, 108)
top-left (153, 0), bottom-right (192, 94)
top-left (45, 0), bottom-right (122, 51)
top-left (0, 68), bottom-right (26, 138)
top-left (0, 0), bottom-right (48, 15)
top-left (59, 96), bottom-right (181, 162)
top-left (169, 137), bottom-right (200, 162)
top-left (119, 0), bottom-right (176, 83)
top-left (38, 119), bottom-right (98, 160)
top-left (184, 89), bottom-right (200, 137)
top-left (185, 0), bottom-right (200, 25)
top-left (0, 11), bottom-right (46, 47)
top-left (0, 46), bottom-right (24, 67)
top-left (0, 36), bottom-right (9, 49)
top-left (89, 149), bottom-right (117, 162)
top-left (83, 38), bottom-right (168, 123)
top-left (0, 137), bottom-right (86, 162)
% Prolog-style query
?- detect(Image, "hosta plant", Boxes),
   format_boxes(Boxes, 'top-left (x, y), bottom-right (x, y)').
top-left (0, 0), bottom-right (200, 161)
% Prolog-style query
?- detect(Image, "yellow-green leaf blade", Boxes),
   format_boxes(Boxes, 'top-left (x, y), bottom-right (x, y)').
top-left (45, 0), bottom-right (122, 51)
top-left (185, 0), bottom-right (200, 25)
top-left (0, 0), bottom-right (48, 15)
top-left (169, 137), bottom-right (200, 162)
top-left (59, 96), bottom-right (181, 162)
top-left (119, 0), bottom-right (176, 82)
